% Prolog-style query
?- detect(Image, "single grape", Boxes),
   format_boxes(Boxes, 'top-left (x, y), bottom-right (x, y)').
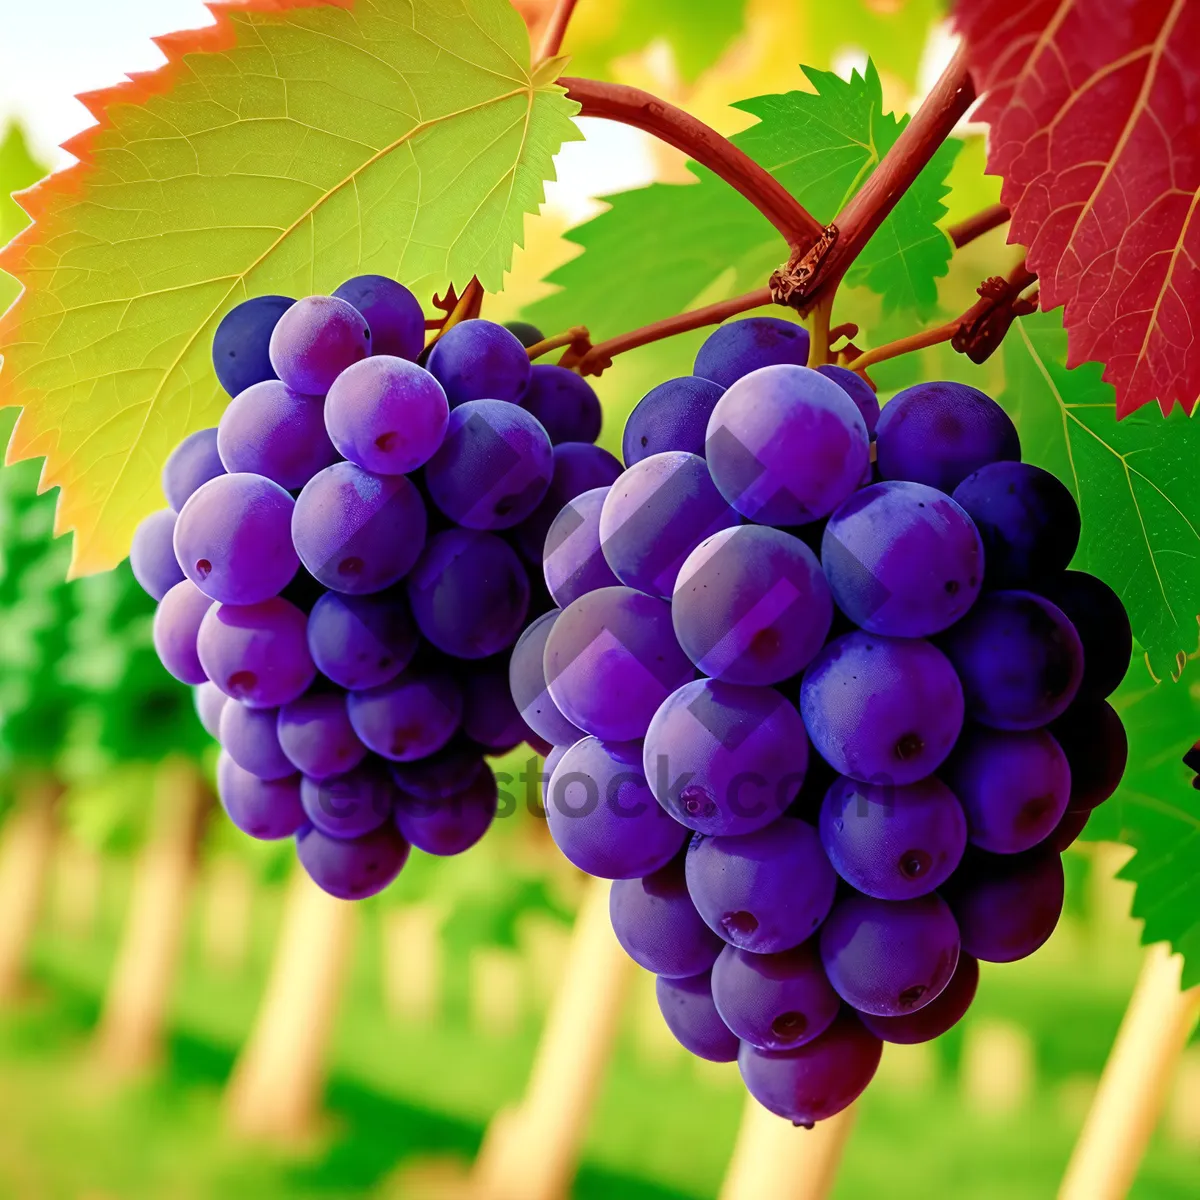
top-left (543, 587), bottom-right (694, 742)
top-left (332, 275), bottom-right (425, 360)
top-left (217, 752), bottom-right (304, 840)
top-left (944, 846), bottom-right (1064, 962)
top-left (196, 597), bottom-right (315, 706)
top-left (217, 379), bottom-right (339, 490)
top-left (643, 680), bottom-right (809, 836)
top-left (390, 737), bottom-right (488, 802)
top-left (301, 760), bottom-right (395, 839)
top-left (705, 364), bottom-right (869, 525)
top-left (295, 821), bottom-right (410, 900)
top-left (293, 462), bottom-right (427, 594)
top-left (738, 1010), bottom-right (882, 1126)
top-left (712, 941), bottom-right (840, 1052)
top-left (1037, 571), bottom-right (1131, 697)
top-left (609, 855), bottom-right (723, 978)
top-left (1049, 698), bottom-right (1127, 811)
top-left (819, 775), bottom-right (966, 899)
top-left (815, 364), bottom-right (880, 435)
top-left (462, 666), bottom-right (528, 751)
top-left (153, 580), bottom-right (214, 685)
top-left (324, 356), bottom-right (449, 475)
top-left (395, 764), bottom-right (498, 855)
top-left (672, 524), bottom-right (832, 685)
top-left (623, 376), bottom-right (725, 465)
top-left (425, 319), bottom-right (531, 406)
top-left (406, 529), bottom-right (530, 659)
top-left (694, 317), bottom-right (810, 388)
top-left (162, 427), bottom-right (225, 512)
top-left (875, 381), bottom-right (1020, 492)
top-left (174, 473), bottom-right (298, 605)
top-left (819, 892), bottom-right (960, 1017)
top-left (219, 701), bottom-right (293, 780)
top-left (656, 970), bottom-right (740, 1063)
top-left (546, 737), bottom-right (687, 879)
top-left (131, 508), bottom-right (185, 600)
top-left (268, 295), bottom-right (370, 394)
top-left (685, 818), bottom-right (837, 953)
top-left (821, 481), bottom-right (984, 637)
top-left (937, 590), bottom-right (1083, 730)
top-left (277, 691), bottom-right (368, 780)
top-left (346, 667), bottom-right (462, 761)
top-left (520, 364), bottom-right (602, 445)
top-left (212, 295), bottom-right (295, 397)
top-left (543, 487), bottom-right (620, 608)
top-left (305, 590), bottom-right (417, 692)
top-left (508, 610), bottom-right (587, 747)
top-left (503, 321), bottom-right (544, 349)
top-left (800, 632), bottom-right (964, 785)
top-left (857, 953), bottom-right (979, 1044)
top-left (1046, 807), bottom-right (1090, 852)
top-left (193, 681), bottom-right (227, 739)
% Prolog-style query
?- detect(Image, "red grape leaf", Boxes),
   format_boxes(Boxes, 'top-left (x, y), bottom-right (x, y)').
top-left (954, 0), bottom-right (1200, 418)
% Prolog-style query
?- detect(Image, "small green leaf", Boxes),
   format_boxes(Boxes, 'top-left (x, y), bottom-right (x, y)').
top-left (0, 122), bottom-right (49, 314)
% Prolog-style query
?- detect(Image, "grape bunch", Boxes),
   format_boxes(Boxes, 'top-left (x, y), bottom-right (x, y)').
top-left (132, 276), bottom-right (619, 899)
top-left (516, 316), bottom-right (1131, 1125)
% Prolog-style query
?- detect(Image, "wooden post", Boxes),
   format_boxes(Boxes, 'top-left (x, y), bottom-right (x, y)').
top-left (472, 874), bottom-right (635, 1200)
top-left (1059, 943), bottom-right (1200, 1200)
top-left (382, 903), bottom-right (443, 1023)
top-left (50, 832), bottom-right (103, 939)
top-left (199, 854), bottom-right (255, 974)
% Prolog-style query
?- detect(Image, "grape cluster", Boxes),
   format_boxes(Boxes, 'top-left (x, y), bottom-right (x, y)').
top-left (517, 316), bottom-right (1131, 1125)
top-left (133, 278), bottom-right (617, 899)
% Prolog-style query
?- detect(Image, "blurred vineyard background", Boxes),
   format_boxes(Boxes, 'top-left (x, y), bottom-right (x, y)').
top-left (0, 1), bottom-right (1197, 1197)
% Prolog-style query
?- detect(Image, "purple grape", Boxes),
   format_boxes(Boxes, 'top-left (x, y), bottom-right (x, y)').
top-left (705, 365), bottom-right (870, 525)
top-left (346, 667), bottom-right (462, 761)
top-left (390, 738), bottom-right (488, 802)
top-left (1037, 571), bottom-right (1131, 697)
top-left (193, 681), bottom-right (227, 739)
top-left (216, 380), bottom-right (338, 491)
top-left (296, 821), bottom-right (410, 900)
top-left (818, 775), bottom-right (967, 899)
top-left (162, 427), bottom-right (225, 512)
top-left (462, 666), bottom-right (528, 751)
top-left (306, 590), bottom-right (418, 691)
top-left (941, 726), bottom-right (1070, 853)
top-left (937, 590), bottom-right (1084, 730)
top-left (504, 321), bottom-right (544, 349)
top-left (543, 487), bottom-right (620, 608)
top-left (656, 970), bottom-right (740, 1062)
top-left (945, 847), bottom-right (1064, 962)
top-left (816, 364), bottom-right (880, 435)
top-left (672, 525), bottom-right (832, 685)
top-left (693, 317), bottom-right (810, 388)
top-left (219, 701), bottom-right (293, 780)
top-left (857, 953), bottom-right (979, 1044)
top-left (212, 295), bottom-right (294, 398)
top-left (196, 597), bottom-right (315, 706)
top-left (1046, 807), bottom-right (1090, 852)
top-left (424, 399), bottom-right (553, 530)
top-left (609, 855), bottom-right (723, 978)
top-left (332, 275), bottom-right (425, 361)
top-left (174, 473), bottom-right (299, 605)
top-left (738, 1010), bottom-right (882, 1125)
top-left (819, 892), bottom-right (960, 1016)
top-left (292, 462), bottom-right (427, 594)
top-left (684, 817), bottom-right (836, 953)
top-left (800, 633), bottom-right (964, 785)
top-left (1049, 698), bottom-right (1127, 811)
top-left (546, 737), bottom-right (687, 879)
top-left (324, 356), bottom-right (449, 475)
top-left (623, 376), bottom-right (725, 465)
top-left (406, 529), bottom-right (530, 658)
top-left (643, 680), bottom-right (809, 836)
top-left (599, 452), bottom-right (741, 599)
top-left (508, 610), bottom-right (586, 747)
top-left (268, 295), bottom-right (370, 394)
top-left (425, 319), bottom-right (531, 407)
top-left (875, 381), bottom-right (1021, 493)
top-left (217, 752), bottom-right (305, 840)
top-left (712, 941), bottom-right (840, 1051)
top-left (131, 508), bottom-right (185, 600)
top-left (153, 580), bottom-right (214, 685)
top-left (277, 692), bottom-right (368, 780)
top-left (821, 482), bottom-right (984, 637)
top-left (394, 764), bottom-right (498, 855)
top-left (301, 760), bottom-right (395, 839)
top-left (519, 364), bottom-right (601, 445)
top-left (544, 587), bottom-right (693, 742)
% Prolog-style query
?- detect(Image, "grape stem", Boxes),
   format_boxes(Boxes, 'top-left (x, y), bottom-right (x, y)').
top-left (427, 277), bottom-right (484, 349)
top-left (527, 326), bottom-right (591, 361)
top-left (537, 0), bottom-right (580, 61)
top-left (949, 203), bottom-right (1010, 249)
top-left (806, 293), bottom-right (836, 368)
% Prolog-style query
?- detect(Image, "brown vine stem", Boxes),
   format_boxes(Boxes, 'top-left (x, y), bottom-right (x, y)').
top-left (561, 78), bottom-right (823, 252)
top-left (949, 202), bottom-right (1011, 250)
top-left (806, 293), bottom-right (836, 368)
top-left (427, 277), bottom-right (484, 348)
top-left (537, 0), bottom-right (579, 62)
top-left (527, 326), bottom-right (591, 361)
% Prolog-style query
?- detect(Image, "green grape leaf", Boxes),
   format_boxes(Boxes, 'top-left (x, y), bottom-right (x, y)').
top-left (998, 309), bottom-right (1200, 679)
top-left (0, 121), bottom-right (48, 315)
top-left (527, 62), bottom-right (959, 337)
top-left (0, 0), bottom-right (581, 575)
